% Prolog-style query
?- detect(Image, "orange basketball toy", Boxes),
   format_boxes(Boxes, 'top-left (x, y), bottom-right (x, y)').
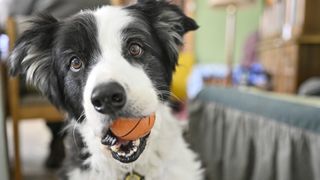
top-left (110, 113), bottom-right (156, 141)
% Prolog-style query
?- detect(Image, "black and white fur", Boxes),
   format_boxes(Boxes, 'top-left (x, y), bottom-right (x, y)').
top-left (9, 1), bottom-right (203, 179)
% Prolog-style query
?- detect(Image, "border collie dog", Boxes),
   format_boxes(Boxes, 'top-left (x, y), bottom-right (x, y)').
top-left (9, 0), bottom-right (203, 179)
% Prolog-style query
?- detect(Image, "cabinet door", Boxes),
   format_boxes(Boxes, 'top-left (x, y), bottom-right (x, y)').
top-left (298, 44), bottom-right (320, 89)
top-left (280, 45), bottom-right (298, 93)
top-left (260, 44), bottom-right (298, 93)
top-left (260, 47), bottom-right (281, 92)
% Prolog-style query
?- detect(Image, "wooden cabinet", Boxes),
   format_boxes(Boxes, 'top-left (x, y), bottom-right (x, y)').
top-left (258, 0), bottom-right (320, 94)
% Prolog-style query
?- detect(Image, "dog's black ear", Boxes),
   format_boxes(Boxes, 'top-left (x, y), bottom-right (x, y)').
top-left (130, 1), bottom-right (198, 70)
top-left (136, 0), bottom-right (198, 36)
top-left (8, 14), bottom-right (58, 76)
top-left (8, 14), bottom-right (64, 108)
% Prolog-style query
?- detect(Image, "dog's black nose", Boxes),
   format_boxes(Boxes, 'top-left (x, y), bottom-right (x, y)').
top-left (91, 82), bottom-right (126, 114)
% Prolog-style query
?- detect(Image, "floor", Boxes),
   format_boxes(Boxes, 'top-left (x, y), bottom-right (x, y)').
top-left (7, 119), bottom-right (59, 180)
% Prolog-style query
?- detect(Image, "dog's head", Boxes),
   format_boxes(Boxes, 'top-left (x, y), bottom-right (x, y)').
top-left (9, 0), bottom-right (198, 163)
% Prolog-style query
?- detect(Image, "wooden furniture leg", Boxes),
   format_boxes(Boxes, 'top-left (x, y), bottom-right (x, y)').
top-left (8, 77), bottom-right (22, 180)
top-left (13, 117), bottom-right (21, 180)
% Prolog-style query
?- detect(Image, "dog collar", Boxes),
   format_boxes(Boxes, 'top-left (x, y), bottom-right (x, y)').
top-left (124, 171), bottom-right (144, 180)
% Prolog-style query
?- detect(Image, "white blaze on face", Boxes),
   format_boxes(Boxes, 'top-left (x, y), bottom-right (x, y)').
top-left (82, 6), bottom-right (159, 134)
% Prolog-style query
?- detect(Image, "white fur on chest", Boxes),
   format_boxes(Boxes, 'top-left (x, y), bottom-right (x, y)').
top-left (68, 105), bottom-right (203, 180)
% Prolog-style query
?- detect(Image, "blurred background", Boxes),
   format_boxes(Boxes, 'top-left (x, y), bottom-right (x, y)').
top-left (0, 0), bottom-right (320, 180)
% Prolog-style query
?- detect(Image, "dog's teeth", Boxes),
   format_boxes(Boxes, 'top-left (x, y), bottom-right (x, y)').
top-left (110, 139), bottom-right (141, 158)
top-left (110, 146), bottom-right (118, 152)
top-left (101, 134), bottom-right (117, 146)
top-left (126, 150), bottom-right (134, 157)
top-left (132, 146), bottom-right (138, 153)
top-left (133, 139), bottom-right (140, 147)
top-left (118, 152), bottom-right (126, 157)
top-left (111, 139), bottom-right (116, 145)
top-left (110, 144), bottom-right (120, 152)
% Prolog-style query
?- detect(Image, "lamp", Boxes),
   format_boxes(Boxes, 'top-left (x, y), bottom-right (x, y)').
top-left (209, 0), bottom-right (256, 85)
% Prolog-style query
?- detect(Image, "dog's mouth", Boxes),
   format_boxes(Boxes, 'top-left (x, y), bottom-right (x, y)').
top-left (101, 130), bottom-right (148, 163)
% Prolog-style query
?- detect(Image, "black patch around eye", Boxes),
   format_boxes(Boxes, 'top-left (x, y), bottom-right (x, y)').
top-left (53, 13), bottom-right (100, 118)
top-left (57, 13), bottom-right (100, 66)
top-left (120, 20), bottom-right (174, 102)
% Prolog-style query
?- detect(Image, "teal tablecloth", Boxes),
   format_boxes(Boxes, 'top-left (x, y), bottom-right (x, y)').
top-left (188, 86), bottom-right (320, 180)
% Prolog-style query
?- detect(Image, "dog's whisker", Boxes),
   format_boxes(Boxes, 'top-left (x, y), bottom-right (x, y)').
top-left (156, 89), bottom-right (184, 103)
top-left (72, 122), bottom-right (80, 152)
top-left (72, 112), bottom-right (85, 152)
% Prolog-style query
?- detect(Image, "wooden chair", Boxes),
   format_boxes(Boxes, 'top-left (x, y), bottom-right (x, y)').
top-left (5, 16), bottom-right (63, 180)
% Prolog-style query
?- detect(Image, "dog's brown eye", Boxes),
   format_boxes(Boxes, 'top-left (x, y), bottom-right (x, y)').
top-left (129, 43), bottom-right (143, 57)
top-left (70, 57), bottom-right (83, 72)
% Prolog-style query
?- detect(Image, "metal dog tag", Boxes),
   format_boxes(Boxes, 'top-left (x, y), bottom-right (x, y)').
top-left (124, 171), bottom-right (145, 180)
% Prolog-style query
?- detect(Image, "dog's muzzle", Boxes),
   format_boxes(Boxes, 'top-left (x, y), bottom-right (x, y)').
top-left (90, 82), bottom-right (149, 163)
